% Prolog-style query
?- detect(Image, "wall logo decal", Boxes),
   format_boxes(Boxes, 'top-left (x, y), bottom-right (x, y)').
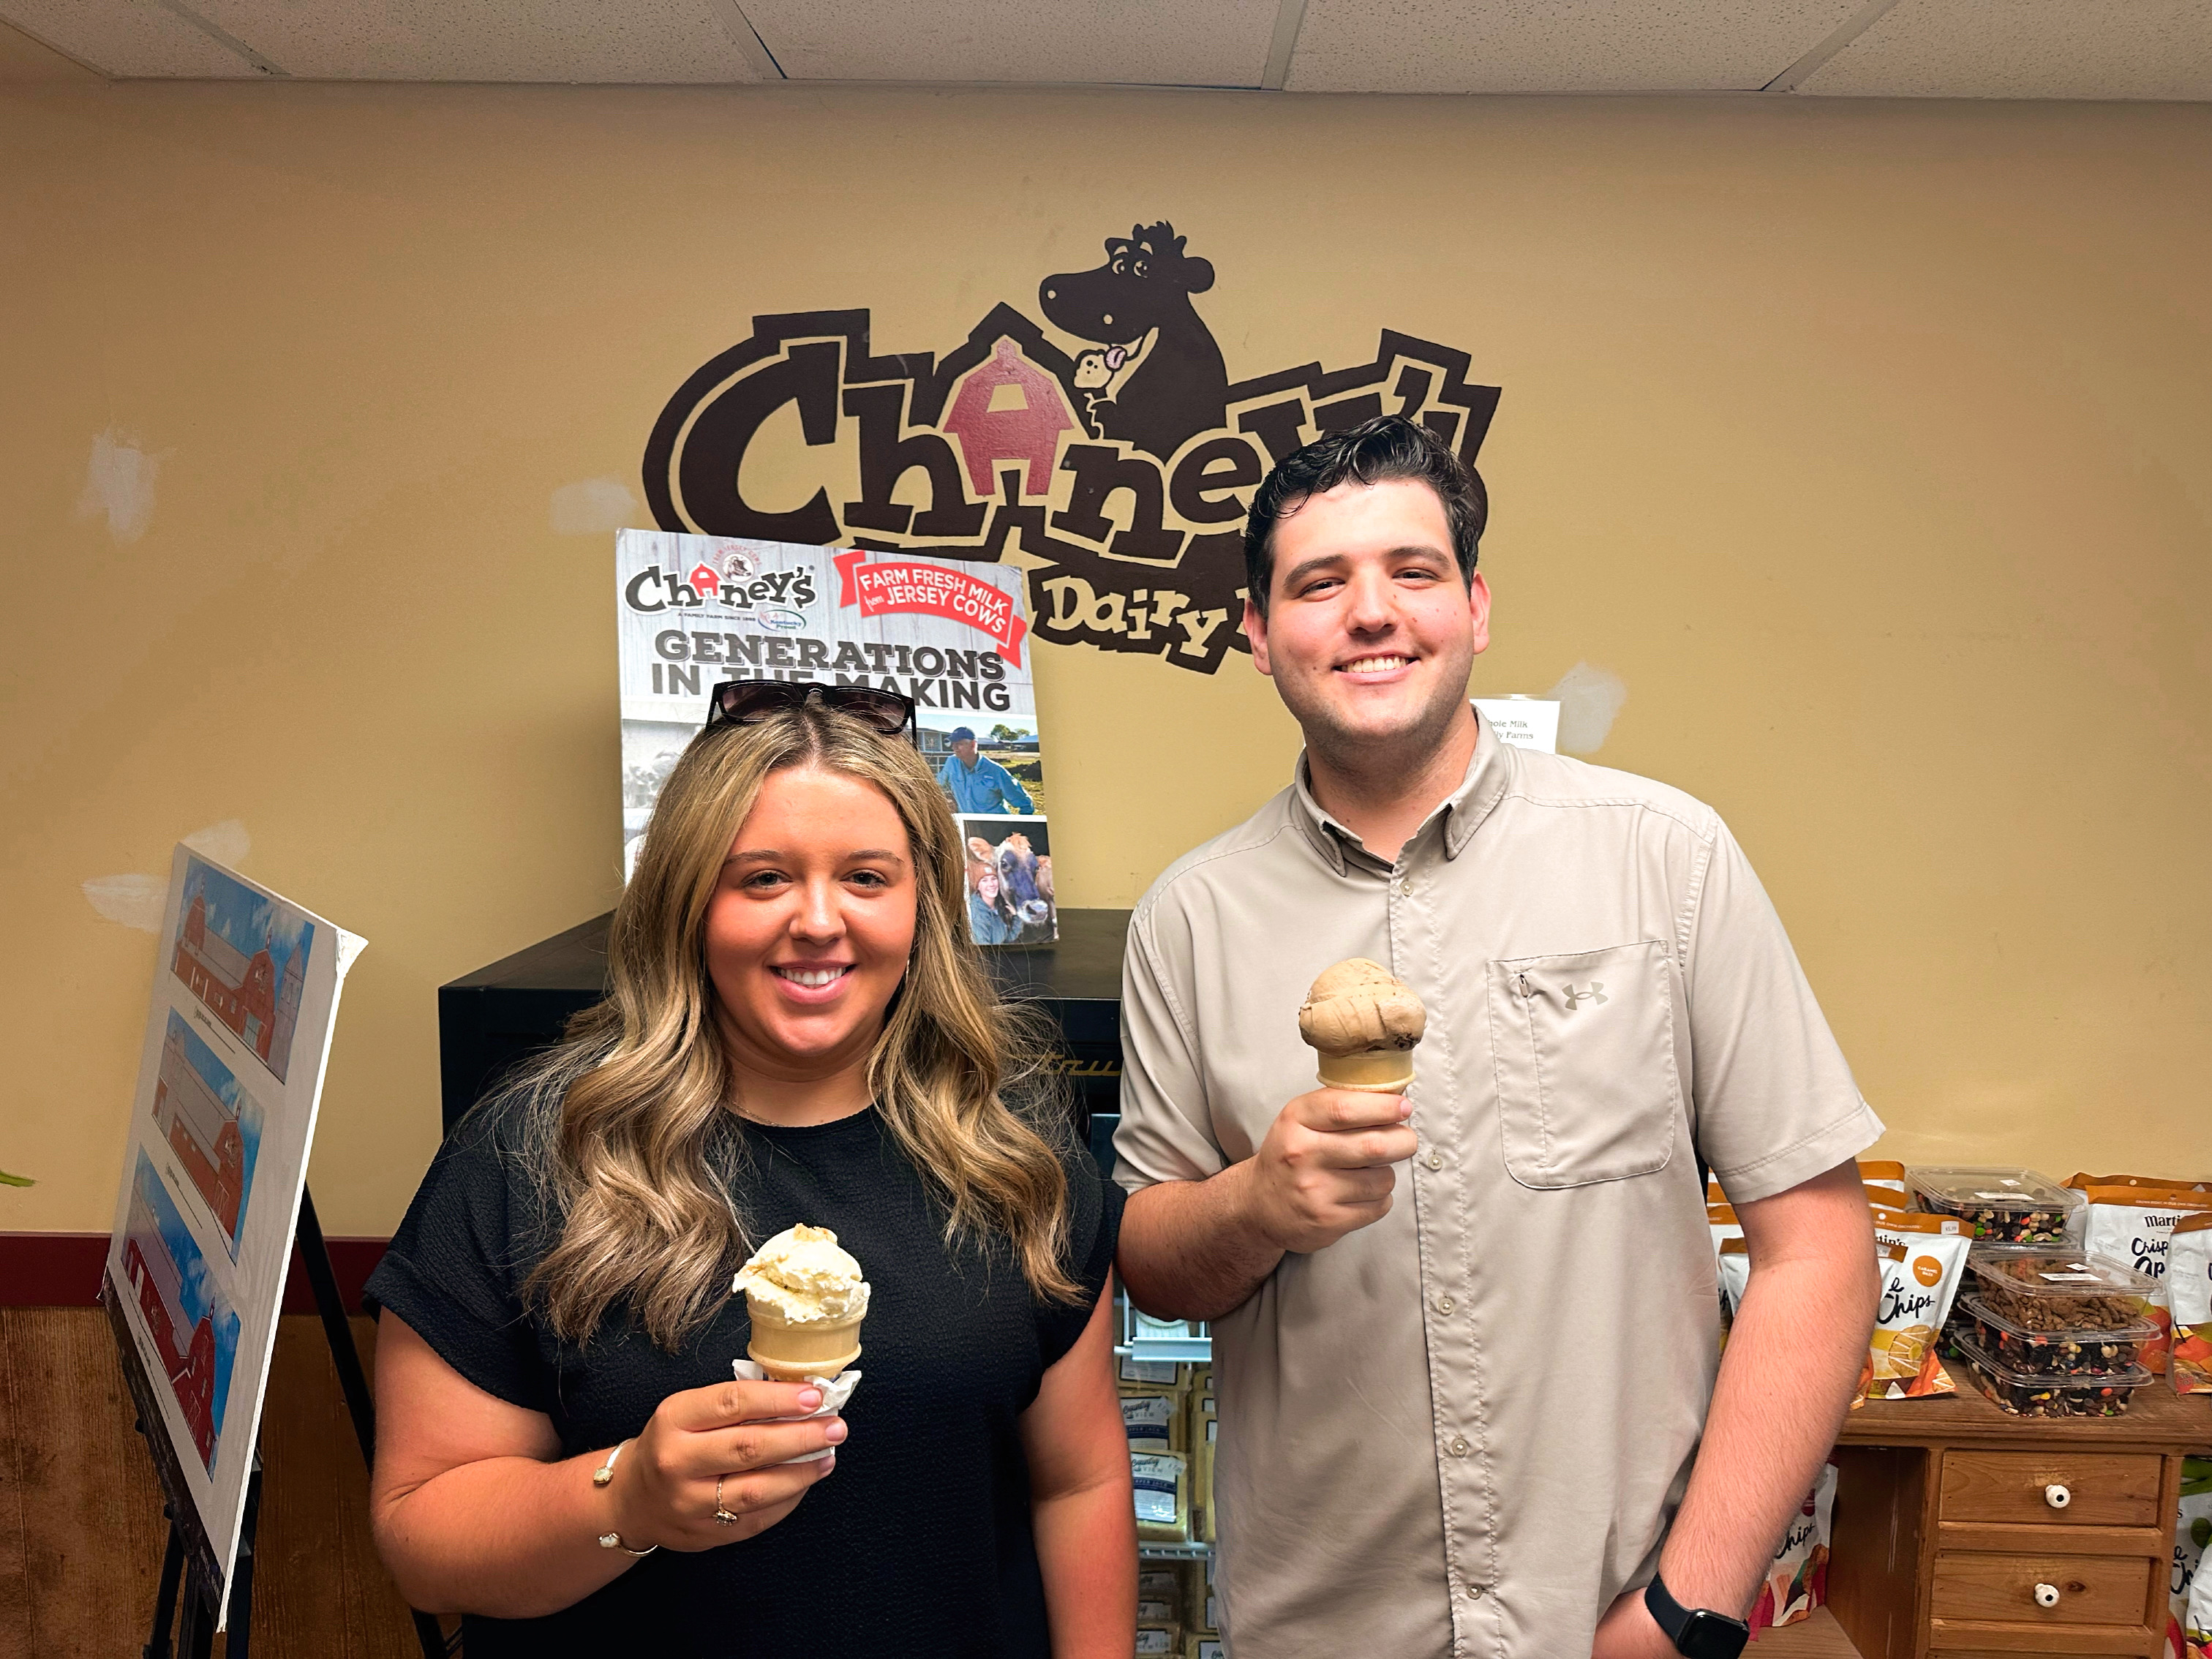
top-left (642, 221), bottom-right (1500, 674)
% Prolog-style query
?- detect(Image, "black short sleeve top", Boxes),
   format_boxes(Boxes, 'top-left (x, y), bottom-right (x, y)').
top-left (365, 1094), bottom-right (1121, 1658)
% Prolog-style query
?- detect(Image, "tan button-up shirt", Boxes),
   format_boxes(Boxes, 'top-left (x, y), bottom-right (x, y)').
top-left (1114, 718), bottom-right (1881, 1658)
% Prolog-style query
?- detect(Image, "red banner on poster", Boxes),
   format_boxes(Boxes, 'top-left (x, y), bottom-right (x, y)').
top-left (833, 549), bottom-right (1028, 666)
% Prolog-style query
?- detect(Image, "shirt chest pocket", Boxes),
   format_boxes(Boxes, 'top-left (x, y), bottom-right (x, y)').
top-left (1486, 940), bottom-right (1683, 1188)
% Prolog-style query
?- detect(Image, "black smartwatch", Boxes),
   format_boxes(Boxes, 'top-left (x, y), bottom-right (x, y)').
top-left (1643, 1573), bottom-right (1750, 1659)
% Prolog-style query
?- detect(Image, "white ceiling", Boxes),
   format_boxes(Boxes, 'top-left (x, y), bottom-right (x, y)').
top-left (3, 0), bottom-right (2208, 98)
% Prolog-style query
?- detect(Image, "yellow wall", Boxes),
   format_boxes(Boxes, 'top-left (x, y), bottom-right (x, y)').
top-left (3, 83), bottom-right (2206, 1234)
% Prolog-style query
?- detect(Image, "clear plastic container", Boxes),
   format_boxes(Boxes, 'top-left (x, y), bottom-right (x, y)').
top-left (1954, 1291), bottom-right (2158, 1379)
top-left (1950, 1331), bottom-right (2151, 1418)
top-left (1965, 1250), bottom-right (2159, 1332)
top-left (1904, 1167), bottom-right (2084, 1244)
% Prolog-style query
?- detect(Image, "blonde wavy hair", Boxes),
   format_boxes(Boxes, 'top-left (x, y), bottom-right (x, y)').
top-left (517, 704), bottom-right (1075, 1350)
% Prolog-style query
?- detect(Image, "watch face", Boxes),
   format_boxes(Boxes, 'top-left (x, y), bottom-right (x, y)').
top-left (1679, 1609), bottom-right (1750, 1659)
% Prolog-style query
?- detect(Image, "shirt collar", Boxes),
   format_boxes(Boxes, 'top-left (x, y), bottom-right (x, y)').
top-left (1289, 707), bottom-right (1513, 873)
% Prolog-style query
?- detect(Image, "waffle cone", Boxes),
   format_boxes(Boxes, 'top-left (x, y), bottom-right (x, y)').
top-left (745, 1298), bottom-right (864, 1382)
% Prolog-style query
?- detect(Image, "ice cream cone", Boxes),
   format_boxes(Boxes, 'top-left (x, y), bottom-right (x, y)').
top-left (1299, 959), bottom-right (1426, 1093)
top-left (733, 1222), bottom-right (871, 1382)
top-left (745, 1300), bottom-right (865, 1382)
top-left (1315, 1047), bottom-right (1417, 1092)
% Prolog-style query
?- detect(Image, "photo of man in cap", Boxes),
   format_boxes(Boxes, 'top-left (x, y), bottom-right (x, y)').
top-left (935, 726), bottom-right (1035, 816)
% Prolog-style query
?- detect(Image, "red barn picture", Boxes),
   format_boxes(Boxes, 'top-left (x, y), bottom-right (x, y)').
top-left (122, 1185), bottom-right (219, 1470)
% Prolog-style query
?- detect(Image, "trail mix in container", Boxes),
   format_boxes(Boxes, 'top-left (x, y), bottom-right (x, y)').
top-left (1904, 1167), bottom-right (2082, 1244)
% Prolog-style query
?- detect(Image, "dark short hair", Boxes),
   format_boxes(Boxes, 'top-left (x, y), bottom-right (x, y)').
top-left (1242, 414), bottom-right (1487, 617)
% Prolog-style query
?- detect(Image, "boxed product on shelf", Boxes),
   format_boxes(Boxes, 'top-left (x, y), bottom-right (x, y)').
top-left (1954, 1291), bottom-right (2157, 1378)
top-left (1132, 1307), bottom-right (1197, 1342)
top-left (1965, 1249), bottom-right (2160, 1331)
top-left (1132, 1450), bottom-right (1190, 1543)
top-left (1121, 1354), bottom-right (1180, 1386)
top-left (1192, 1418), bottom-right (1217, 1545)
top-left (2172, 1214), bottom-right (2212, 1394)
top-left (1949, 1331), bottom-right (2152, 1418)
top-left (1136, 1593), bottom-right (1180, 1627)
top-left (1184, 1639), bottom-right (1223, 1659)
top-left (1135, 1624), bottom-right (1178, 1656)
top-left (1905, 1167), bottom-right (2083, 1244)
top-left (2066, 1175), bottom-right (2212, 1375)
top-left (1121, 1388), bottom-right (1183, 1452)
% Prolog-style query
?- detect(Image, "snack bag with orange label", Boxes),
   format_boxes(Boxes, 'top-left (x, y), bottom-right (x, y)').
top-left (1859, 1160), bottom-right (1908, 1204)
top-left (1865, 1240), bottom-right (1963, 1401)
top-left (2066, 1175), bottom-right (2212, 1374)
top-left (2172, 1214), bottom-right (2212, 1395)
top-left (1748, 1462), bottom-right (1836, 1633)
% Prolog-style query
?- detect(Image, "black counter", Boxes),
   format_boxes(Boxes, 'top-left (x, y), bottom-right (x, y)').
top-left (437, 908), bottom-right (1131, 1140)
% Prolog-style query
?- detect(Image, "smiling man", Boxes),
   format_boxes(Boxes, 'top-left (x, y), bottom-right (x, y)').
top-left (1113, 416), bottom-right (1880, 1659)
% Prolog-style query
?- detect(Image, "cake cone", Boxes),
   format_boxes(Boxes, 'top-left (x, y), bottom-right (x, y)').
top-left (1298, 959), bottom-right (1426, 1093)
top-left (745, 1299), bottom-right (864, 1382)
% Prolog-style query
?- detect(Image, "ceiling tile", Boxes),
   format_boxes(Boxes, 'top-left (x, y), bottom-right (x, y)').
top-left (0, 18), bottom-right (103, 80)
top-left (742, 0), bottom-right (1278, 86)
top-left (1798, 0), bottom-right (2212, 99)
top-left (1285, 0), bottom-right (1868, 93)
top-left (180, 0), bottom-right (761, 83)
top-left (0, 1), bottom-right (259, 78)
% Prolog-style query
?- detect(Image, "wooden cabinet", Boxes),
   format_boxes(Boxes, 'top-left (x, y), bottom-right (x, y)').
top-left (1763, 1381), bottom-right (2209, 1659)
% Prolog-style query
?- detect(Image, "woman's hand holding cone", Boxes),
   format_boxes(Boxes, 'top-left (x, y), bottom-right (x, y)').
top-left (609, 1378), bottom-right (845, 1550)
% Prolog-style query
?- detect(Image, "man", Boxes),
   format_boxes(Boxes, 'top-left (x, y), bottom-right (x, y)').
top-left (1113, 415), bottom-right (1879, 1659)
top-left (935, 726), bottom-right (1034, 815)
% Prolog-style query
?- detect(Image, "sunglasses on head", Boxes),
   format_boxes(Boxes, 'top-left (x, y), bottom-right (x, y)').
top-left (701, 679), bottom-right (918, 740)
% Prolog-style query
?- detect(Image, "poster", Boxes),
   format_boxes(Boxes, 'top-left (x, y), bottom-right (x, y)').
top-left (104, 849), bottom-right (363, 1625)
top-left (617, 530), bottom-right (1058, 945)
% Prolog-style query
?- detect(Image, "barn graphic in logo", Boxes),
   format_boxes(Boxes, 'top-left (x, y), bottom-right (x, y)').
top-left (642, 222), bottom-right (1500, 674)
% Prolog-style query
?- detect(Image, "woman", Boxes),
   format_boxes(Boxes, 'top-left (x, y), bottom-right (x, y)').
top-left (366, 682), bottom-right (1135, 1655)
top-left (967, 858), bottom-right (1020, 947)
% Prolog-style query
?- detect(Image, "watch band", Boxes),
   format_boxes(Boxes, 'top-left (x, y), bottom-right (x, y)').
top-left (1644, 1572), bottom-right (1749, 1659)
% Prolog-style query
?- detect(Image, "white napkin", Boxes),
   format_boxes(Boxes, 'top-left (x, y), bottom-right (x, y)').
top-left (730, 1358), bottom-right (861, 1463)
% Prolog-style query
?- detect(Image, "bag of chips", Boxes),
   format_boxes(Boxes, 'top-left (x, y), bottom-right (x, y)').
top-left (1748, 1462), bottom-right (1836, 1633)
top-left (2173, 1460), bottom-right (2212, 1645)
top-left (1863, 1241), bottom-right (1959, 1402)
top-left (2172, 1215), bottom-right (2212, 1395)
top-left (1859, 1160), bottom-right (1908, 1204)
top-left (2066, 1175), bottom-right (2212, 1374)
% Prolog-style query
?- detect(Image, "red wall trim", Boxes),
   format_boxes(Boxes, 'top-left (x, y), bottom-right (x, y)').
top-left (0, 1232), bottom-right (389, 1314)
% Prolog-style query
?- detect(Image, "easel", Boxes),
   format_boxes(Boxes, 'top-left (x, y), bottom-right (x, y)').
top-left (108, 1188), bottom-right (449, 1659)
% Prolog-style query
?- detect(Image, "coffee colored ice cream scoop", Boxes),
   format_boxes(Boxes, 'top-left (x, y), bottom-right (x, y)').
top-left (1298, 958), bottom-right (1426, 1091)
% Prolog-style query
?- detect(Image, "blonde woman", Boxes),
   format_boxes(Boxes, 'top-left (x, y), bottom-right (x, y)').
top-left (366, 682), bottom-right (1135, 1657)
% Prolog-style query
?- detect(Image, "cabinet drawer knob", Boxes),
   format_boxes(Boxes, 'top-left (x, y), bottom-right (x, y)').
top-left (2034, 1582), bottom-right (2061, 1609)
top-left (2043, 1483), bottom-right (2071, 1510)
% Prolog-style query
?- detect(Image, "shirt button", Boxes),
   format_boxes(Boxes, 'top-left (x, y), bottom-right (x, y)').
top-left (1447, 1435), bottom-right (1470, 1457)
top-left (1394, 878), bottom-right (1412, 897)
top-left (1426, 1151), bottom-right (1444, 1171)
top-left (1464, 1582), bottom-right (1486, 1600)
top-left (1435, 1295), bottom-right (1456, 1314)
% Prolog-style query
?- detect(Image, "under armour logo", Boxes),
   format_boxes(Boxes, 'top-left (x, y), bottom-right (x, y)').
top-left (1562, 982), bottom-right (1608, 1011)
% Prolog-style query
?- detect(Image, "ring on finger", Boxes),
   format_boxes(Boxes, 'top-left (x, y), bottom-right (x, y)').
top-left (713, 1474), bottom-right (739, 1527)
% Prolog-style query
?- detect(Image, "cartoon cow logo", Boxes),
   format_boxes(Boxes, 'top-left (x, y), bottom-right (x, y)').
top-left (1041, 221), bottom-right (1229, 463)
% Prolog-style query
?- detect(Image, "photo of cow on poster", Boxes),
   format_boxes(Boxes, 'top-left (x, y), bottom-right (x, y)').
top-left (960, 815), bottom-right (1053, 947)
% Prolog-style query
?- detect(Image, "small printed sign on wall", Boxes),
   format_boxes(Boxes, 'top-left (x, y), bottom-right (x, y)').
top-left (1474, 697), bottom-right (1560, 753)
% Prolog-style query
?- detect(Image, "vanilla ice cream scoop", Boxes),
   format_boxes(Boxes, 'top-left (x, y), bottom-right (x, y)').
top-left (1298, 958), bottom-right (1426, 1091)
top-left (735, 1224), bottom-right (870, 1382)
top-left (734, 1223), bottom-right (870, 1323)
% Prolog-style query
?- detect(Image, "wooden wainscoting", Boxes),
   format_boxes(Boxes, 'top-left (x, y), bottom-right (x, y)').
top-left (0, 1306), bottom-right (442, 1655)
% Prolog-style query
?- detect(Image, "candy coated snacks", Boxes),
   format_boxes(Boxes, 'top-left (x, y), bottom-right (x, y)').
top-left (1906, 1167), bottom-right (2082, 1244)
top-left (1951, 1331), bottom-right (2150, 1418)
top-left (1955, 1292), bottom-right (2156, 1379)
